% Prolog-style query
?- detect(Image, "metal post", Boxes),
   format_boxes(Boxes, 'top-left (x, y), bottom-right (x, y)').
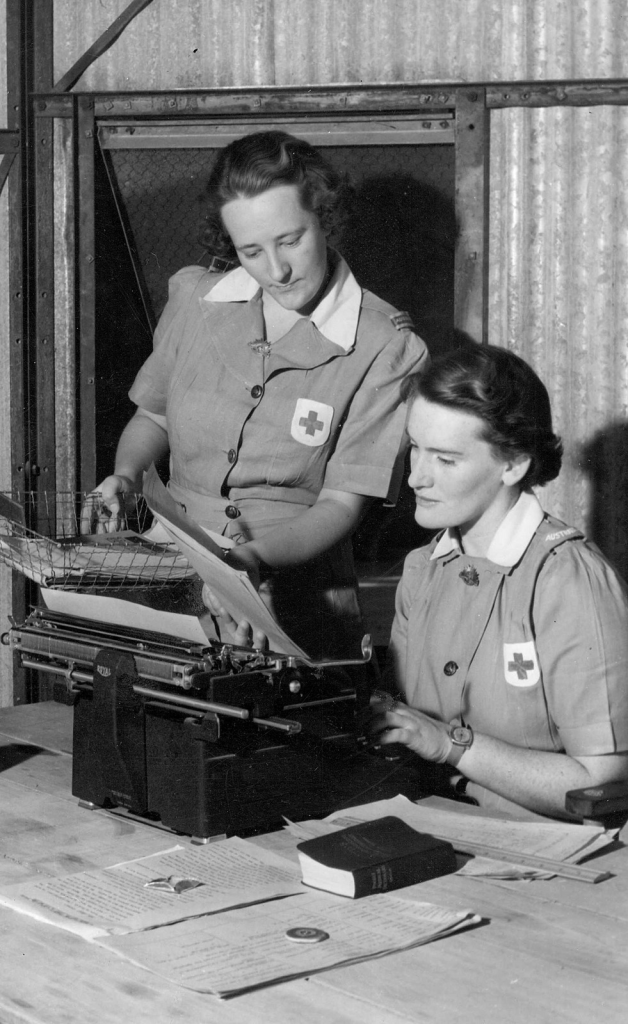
top-left (454, 88), bottom-right (490, 345)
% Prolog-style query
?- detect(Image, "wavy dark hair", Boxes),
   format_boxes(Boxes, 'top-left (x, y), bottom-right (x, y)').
top-left (199, 130), bottom-right (354, 259)
top-left (401, 342), bottom-right (563, 488)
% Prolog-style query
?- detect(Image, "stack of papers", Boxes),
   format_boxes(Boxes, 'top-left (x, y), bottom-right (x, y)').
top-left (0, 839), bottom-right (302, 940)
top-left (284, 795), bottom-right (616, 880)
top-left (99, 889), bottom-right (479, 997)
top-left (0, 834), bottom-right (480, 998)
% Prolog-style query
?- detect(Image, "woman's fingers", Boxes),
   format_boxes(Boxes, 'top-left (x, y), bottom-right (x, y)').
top-left (370, 704), bottom-right (453, 763)
top-left (201, 585), bottom-right (267, 650)
top-left (233, 618), bottom-right (252, 646)
top-left (80, 493), bottom-right (117, 535)
top-left (251, 627), bottom-right (268, 651)
top-left (201, 585), bottom-right (226, 618)
top-left (80, 476), bottom-right (135, 535)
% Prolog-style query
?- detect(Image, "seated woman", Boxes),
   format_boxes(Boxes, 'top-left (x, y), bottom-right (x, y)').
top-left (83, 130), bottom-right (427, 659)
top-left (370, 342), bottom-right (628, 820)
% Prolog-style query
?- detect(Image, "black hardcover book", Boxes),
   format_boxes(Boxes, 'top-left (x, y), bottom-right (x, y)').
top-left (297, 816), bottom-right (457, 898)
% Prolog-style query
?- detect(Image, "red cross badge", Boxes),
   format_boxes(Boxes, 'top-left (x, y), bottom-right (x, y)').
top-left (291, 398), bottom-right (333, 447)
top-left (503, 641), bottom-right (540, 687)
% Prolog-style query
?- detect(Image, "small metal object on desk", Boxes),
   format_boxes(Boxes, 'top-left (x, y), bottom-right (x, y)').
top-left (285, 927), bottom-right (329, 943)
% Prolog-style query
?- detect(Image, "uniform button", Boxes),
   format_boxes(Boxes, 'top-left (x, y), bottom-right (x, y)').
top-left (227, 448), bottom-right (237, 463)
top-left (251, 384), bottom-right (264, 399)
top-left (225, 505), bottom-right (240, 519)
top-left (444, 661), bottom-right (458, 676)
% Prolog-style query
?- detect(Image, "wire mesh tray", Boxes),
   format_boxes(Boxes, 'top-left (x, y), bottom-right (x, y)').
top-left (0, 491), bottom-right (196, 592)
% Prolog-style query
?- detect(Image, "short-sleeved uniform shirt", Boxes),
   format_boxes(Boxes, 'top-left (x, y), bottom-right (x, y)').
top-left (130, 257), bottom-right (427, 525)
top-left (129, 256), bottom-right (427, 659)
top-left (387, 491), bottom-right (628, 813)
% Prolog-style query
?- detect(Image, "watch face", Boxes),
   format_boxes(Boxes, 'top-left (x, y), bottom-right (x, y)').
top-left (450, 725), bottom-right (473, 746)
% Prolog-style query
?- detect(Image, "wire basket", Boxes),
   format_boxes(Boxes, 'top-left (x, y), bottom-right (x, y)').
top-left (0, 491), bottom-right (196, 592)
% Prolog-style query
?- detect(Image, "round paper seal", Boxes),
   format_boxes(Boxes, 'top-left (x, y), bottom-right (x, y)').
top-left (285, 927), bottom-right (329, 943)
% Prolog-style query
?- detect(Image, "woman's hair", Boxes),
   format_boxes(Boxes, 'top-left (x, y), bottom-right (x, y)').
top-left (200, 130), bottom-right (354, 259)
top-left (401, 342), bottom-right (563, 488)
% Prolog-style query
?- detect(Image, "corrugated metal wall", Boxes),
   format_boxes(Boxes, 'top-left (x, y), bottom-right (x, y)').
top-left (488, 102), bottom-right (628, 575)
top-left (52, 0), bottom-right (628, 89)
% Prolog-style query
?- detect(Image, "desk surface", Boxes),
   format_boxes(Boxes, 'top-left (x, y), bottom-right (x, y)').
top-left (1, 702), bottom-right (627, 1024)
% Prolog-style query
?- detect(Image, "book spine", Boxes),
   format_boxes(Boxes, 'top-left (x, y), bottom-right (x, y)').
top-left (353, 848), bottom-right (456, 897)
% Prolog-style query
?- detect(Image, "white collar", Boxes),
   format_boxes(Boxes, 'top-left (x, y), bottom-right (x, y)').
top-left (203, 255), bottom-right (362, 352)
top-left (430, 490), bottom-right (545, 567)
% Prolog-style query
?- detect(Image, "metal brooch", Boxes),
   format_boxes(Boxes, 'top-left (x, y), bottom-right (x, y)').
top-left (248, 337), bottom-right (271, 357)
top-left (459, 565), bottom-right (480, 587)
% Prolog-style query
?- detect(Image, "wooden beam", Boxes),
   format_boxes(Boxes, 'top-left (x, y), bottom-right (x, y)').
top-left (53, 0), bottom-right (157, 93)
top-left (453, 89), bottom-right (490, 345)
top-left (0, 154), bottom-right (16, 195)
top-left (0, 129), bottom-right (20, 152)
top-left (486, 79), bottom-right (628, 108)
top-left (76, 99), bottom-right (98, 493)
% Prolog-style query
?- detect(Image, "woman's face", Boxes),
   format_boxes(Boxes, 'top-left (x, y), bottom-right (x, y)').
top-left (220, 184), bottom-right (329, 315)
top-left (407, 397), bottom-right (527, 550)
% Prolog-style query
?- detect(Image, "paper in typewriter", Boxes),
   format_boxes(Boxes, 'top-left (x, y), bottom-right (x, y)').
top-left (142, 465), bottom-right (312, 661)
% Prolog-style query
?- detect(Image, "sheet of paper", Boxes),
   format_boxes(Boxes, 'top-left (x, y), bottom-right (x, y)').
top-left (100, 889), bottom-right (480, 997)
top-left (281, 816), bottom-right (555, 880)
top-left (40, 588), bottom-right (211, 644)
top-left (323, 795), bottom-right (611, 860)
top-left (292, 795), bottom-right (616, 880)
top-left (0, 838), bottom-right (303, 940)
top-left (142, 465), bottom-right (311, 661)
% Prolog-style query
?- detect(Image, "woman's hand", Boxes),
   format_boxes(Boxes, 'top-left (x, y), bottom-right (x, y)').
top-left (371, 697), bottom-right (628, 817)
top-left (80, 475), bottom-right (137, 535)
top-left (201, 585), bottom-right (267, 650)
top-left (370, 697), bottom-right (453, 764)
top-left (222, 544), bottom-right (261, 590)
top-left (233, 489), bottom-right (368, 570)
top-left (80, 408), bottom-right (170, 535)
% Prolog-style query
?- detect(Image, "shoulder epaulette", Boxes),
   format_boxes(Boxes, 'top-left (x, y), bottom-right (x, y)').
top-left (205, 254), bottom-right (239, 274)
top-left (538, 516), bottom-right (584, 549)
top-left (389, 311), bottom-right (416, 333)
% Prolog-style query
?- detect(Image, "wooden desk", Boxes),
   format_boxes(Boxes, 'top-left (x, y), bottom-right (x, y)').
top-left (1, 703), bottom-right (627, 1024)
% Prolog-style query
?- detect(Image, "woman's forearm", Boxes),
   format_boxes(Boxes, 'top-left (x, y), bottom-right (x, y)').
top-left (114, 410), bottom-right (170, 489)
top-left (455, 734), bottom-right (628, 818)
top-left (372, 702), bottom-right (628, 819)
top-left (230, 488), bottom-right (369, 570)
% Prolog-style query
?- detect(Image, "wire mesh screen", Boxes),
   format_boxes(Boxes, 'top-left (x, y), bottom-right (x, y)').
top-left (108, 144), bottom-right (456, 352)
top-left (0, 492), bottom-right (195, 592)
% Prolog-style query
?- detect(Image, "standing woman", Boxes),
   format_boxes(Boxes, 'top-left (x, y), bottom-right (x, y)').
top-left (84, 131), bottom-right (427, 659)
top-left (372, 343), bottom-right (628, 819)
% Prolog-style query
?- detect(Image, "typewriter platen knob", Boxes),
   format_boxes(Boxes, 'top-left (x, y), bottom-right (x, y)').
top-left (288, 680), bottom-right (301, 694)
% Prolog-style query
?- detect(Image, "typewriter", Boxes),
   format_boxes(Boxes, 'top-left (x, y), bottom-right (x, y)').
top-left (1, 490), bottom-right (422, 841)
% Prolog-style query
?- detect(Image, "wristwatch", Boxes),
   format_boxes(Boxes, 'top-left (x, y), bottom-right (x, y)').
top-left (447, 723), bottom-right (474, 765)
top-left (449, 724), bottom-right (474, 748)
